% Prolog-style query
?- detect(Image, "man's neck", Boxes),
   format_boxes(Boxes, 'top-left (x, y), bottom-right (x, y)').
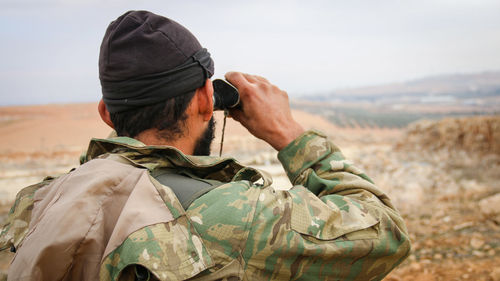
top-left (135, 129), bottom-right (196, 155)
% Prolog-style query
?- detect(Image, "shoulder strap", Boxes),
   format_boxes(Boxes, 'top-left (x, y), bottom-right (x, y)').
top-left (105, 153), bottom-right (222, 210)
top-left (151, 168), bottom-right (222, 209)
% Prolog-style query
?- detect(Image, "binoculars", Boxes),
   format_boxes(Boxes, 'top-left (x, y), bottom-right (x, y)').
top-left (212, 79), bottom-right (240, 110)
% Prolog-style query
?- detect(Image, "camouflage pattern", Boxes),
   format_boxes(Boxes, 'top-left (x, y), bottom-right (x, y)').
top-left (0, 176), bottom-right (55, 252)
top-left (1, 130), bottom-right (410, 280)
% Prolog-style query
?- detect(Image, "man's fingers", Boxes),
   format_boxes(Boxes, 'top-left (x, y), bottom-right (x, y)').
top-left (253, 75), bottom-right (269, 83)
top-left (225, 72), bottom-right (257, 102)
top-left (225, 72), bottom-right (248, 87)
top-left (241, 73), bottom-right (260, 83)
top-left (225, 72), bottom-right (263, 87)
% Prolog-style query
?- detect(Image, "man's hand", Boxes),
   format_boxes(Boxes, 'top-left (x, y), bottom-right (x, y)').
top-left (224, 72), bottom-right (305, 151)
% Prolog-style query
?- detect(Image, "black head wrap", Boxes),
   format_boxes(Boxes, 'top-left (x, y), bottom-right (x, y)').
top-left (99, 10), bottom-right (214, 113)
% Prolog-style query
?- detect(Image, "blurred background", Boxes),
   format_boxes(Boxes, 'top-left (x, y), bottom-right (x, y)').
top-left (1, 1), bottom-right (499, 280)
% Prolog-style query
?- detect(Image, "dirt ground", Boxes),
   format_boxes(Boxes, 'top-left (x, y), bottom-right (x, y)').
top-left (0, 103), bottom-right (499, 280)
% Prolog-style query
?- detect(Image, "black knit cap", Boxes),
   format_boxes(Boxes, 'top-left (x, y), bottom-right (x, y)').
top-left (99, 10), bottom-right (214, 113)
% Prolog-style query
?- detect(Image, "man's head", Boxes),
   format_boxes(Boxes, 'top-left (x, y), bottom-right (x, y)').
top-left (97, 11), bottom-right (215, 155)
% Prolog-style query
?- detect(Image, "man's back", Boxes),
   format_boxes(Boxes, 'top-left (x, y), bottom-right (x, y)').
top-left (4, 156), bottom-right (177, 280)
top-left (2, 131), bottom-right (410, 280)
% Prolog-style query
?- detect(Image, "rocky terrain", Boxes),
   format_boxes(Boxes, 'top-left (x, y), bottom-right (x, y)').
top-left (0, 103), bottom-right (499, 280)
top-left (369, 116), bottom-right (500, 280)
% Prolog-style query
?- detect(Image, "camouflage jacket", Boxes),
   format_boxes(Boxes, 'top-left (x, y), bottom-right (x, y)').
top-left (0, 130), bottom-right (410, 280)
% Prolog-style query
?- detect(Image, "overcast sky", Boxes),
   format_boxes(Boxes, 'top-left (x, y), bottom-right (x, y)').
top-left (1, 0), bottom-right (500, 105)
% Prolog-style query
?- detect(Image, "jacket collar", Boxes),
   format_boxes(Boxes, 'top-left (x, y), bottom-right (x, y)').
top-left (82, 136), bottom-right (272, 185)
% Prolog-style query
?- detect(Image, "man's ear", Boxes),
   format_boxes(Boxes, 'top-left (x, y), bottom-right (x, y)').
top-left (98, 99), bottom-right (115, 129)
top-left (196, 79), bottom-right (214, 121)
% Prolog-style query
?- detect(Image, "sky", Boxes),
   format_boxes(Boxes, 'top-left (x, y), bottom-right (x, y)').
top-left (1, 0), bottom-right (500, 105)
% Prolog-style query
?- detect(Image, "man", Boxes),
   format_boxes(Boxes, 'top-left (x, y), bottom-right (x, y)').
top-left (0, 10), bottom-right (410, 281)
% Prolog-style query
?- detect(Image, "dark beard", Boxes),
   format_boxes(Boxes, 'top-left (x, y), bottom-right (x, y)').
top-left (192, 117), bottom-right (216, 156)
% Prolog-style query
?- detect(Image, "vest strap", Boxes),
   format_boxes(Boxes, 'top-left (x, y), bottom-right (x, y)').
top-left (151, 168), bottom-right (222, 209)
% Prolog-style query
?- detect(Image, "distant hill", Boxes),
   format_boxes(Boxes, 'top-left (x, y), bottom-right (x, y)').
top-left (303, 71), bottom-right (500, 102)
top-left (293, 71), bottom-right (500, 129)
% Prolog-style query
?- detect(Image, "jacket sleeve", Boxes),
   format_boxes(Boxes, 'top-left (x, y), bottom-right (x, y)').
top-left (243, 130), bottom-right (410, 281)
top-left (0, 177), bottom-right (56, 252)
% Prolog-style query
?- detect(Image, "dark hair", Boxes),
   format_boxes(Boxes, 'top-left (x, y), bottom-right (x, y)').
top-left (110, 91), bottom-right (196, 140)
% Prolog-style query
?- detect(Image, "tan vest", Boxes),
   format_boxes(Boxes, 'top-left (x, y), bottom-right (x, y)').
top-left (8, 158), bottom-right (174, 281)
